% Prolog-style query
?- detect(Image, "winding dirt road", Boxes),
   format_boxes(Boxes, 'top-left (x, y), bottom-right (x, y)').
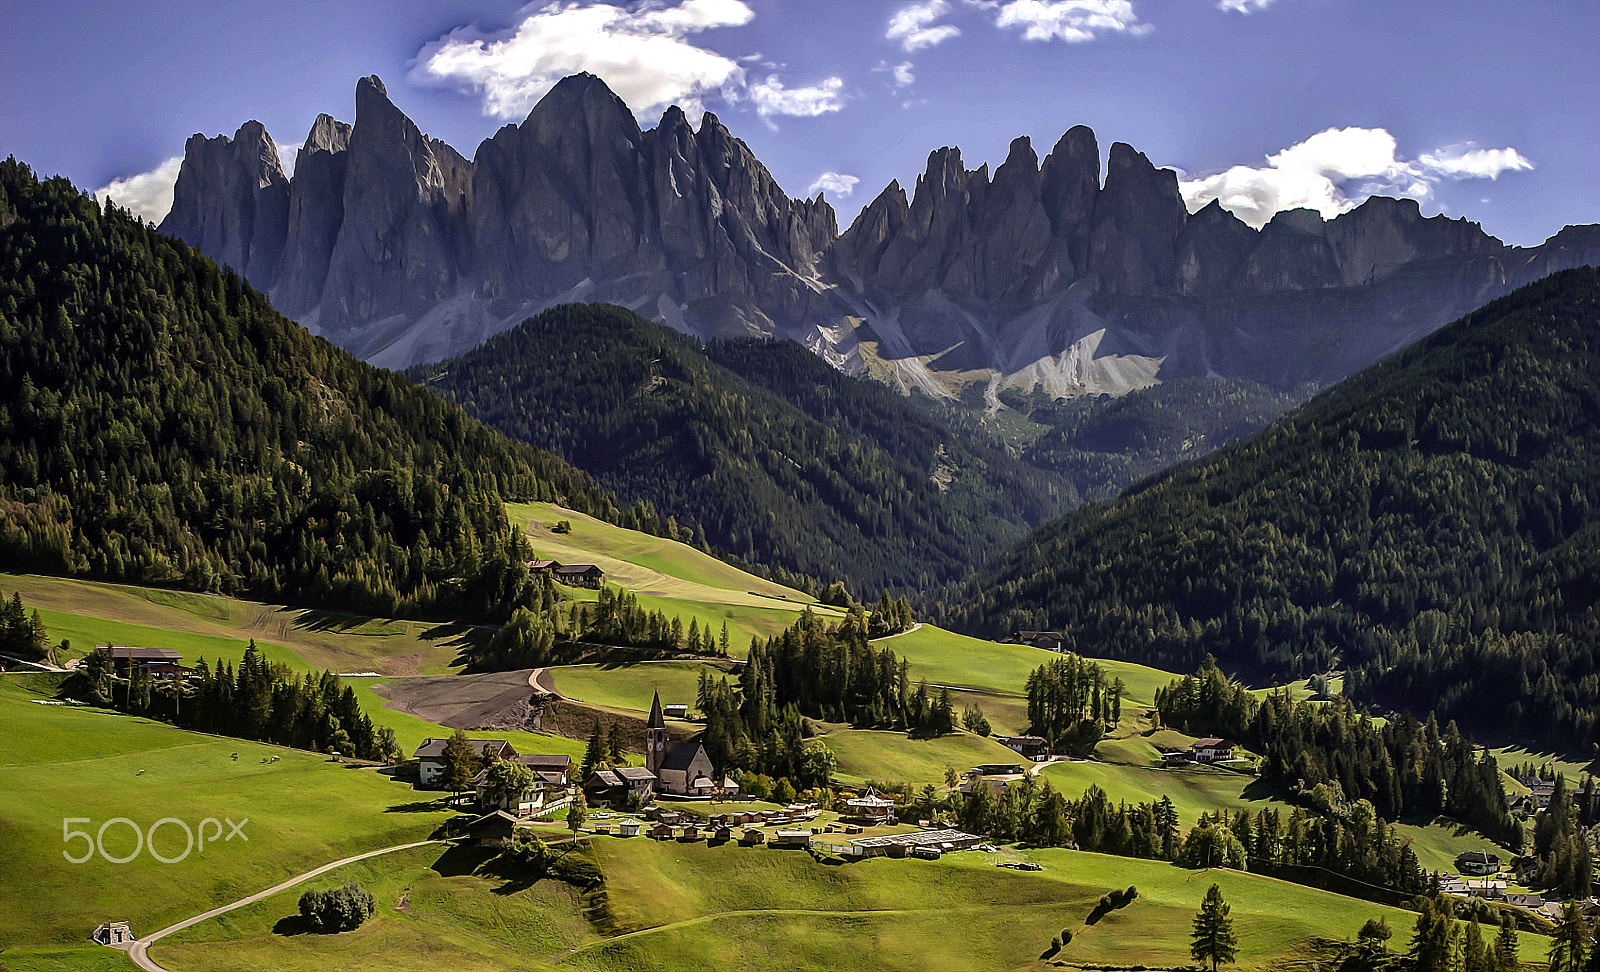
top-left (125, 839), bottom-right (445, 972)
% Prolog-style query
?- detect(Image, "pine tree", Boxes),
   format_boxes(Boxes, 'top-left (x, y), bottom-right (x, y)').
top-left (1493, 912), bottom-right (1519, 972)
top-left (581, 719), bottom-right (605, 779)
top-left (606, 721), bottom-right (626, 763)
top-left (1190, 883), bottom-right (1238, 971)
top-left (1549, 901), bottom-right (1587, 972)
top-left (1408, 896), bottom-right (1455, 972)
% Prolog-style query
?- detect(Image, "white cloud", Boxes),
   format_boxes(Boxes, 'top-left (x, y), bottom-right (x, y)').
top-left (1178, 126), bottom-right (1534, 228)
top-left (988, 0), bottom-right (1149, 43)
top-left (886, 1), bottom-right (962, 51)
top-left (807, 171), bottom-right (860, 198)
top-left (411, 0), bottom-right (754, 122)
top-left (93, 157), bottom-right (183, 224)
top-left (1418, 144), bottom-right (1533, 180)
top-left (747, 75), bottom-right (845, 124)
top-left (1216, 0), bottom-right (1276, 12)
top-left (893, 61), bottom-right (916, 87)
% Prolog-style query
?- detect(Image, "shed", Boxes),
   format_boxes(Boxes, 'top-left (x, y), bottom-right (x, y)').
top-left (466, 810), bottom-right (519, 846)
top-left (741, 828), bottom-right (767, 845)
top-left (618, 820), bottom-right (641, 838)
top-left (771, 829), bottom-right (812, 848)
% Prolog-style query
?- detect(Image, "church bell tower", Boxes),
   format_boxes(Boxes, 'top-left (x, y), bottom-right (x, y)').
top-left (646, 691), bottom-right (667, 776)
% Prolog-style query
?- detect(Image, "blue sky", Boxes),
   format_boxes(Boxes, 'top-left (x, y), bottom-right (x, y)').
top-left (3, 0), bottom-right (1596, 245)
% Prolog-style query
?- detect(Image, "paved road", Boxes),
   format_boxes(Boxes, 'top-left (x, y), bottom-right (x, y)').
top-left (125, 839), bottom-right (445, 972)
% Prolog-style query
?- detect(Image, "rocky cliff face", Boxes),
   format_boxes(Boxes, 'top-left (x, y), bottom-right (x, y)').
top-left (160, 72), bottom-right (1600, 390)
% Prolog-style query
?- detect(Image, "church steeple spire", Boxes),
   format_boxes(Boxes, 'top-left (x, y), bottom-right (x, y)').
top-left (645, 690), bottom-right (667, 775)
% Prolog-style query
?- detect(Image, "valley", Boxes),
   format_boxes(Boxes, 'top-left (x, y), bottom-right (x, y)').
top-left (3, 22), bottom-right (1599, 969)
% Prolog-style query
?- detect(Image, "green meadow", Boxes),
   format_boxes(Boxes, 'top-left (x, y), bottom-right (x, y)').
top-left (1, 573), bottom-right (482, 676)
top-left (140, 827), bottom-right (1424, 972)
top-left (0, 673), bottom-right (451, 949)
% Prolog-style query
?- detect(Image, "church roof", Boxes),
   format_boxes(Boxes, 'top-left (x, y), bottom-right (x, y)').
top-left (647, 691), bottom-right (665, 731)
top-left (660, 740), bottom-right (708, 772)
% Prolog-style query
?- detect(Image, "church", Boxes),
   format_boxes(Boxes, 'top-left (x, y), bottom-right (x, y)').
top-left (646, 692), bottom-right (727, 798)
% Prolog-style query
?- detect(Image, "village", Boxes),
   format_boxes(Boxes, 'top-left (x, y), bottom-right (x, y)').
top-left (429, 692), bottom-right (994, 863)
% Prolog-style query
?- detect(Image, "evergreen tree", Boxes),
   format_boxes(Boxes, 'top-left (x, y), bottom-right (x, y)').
top-left (1190, 884), bottom-right (1238, 972)
top-left (1493, 913), bottom-right (1519, 972)
top-left (581, 720), bottom-right (605, 779)
top-left (1549, 901), bottom-right (1587, 972)
top-left (1408, 896), bottom-right (1455, 972)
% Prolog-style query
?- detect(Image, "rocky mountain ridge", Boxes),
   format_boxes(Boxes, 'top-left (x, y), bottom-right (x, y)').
top-left (160, 73), bottom-right (1600, 391)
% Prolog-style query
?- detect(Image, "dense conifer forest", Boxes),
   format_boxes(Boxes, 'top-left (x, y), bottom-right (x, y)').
top-left (411, 304), bottom-right (1069, 594)
top-left (0, 160), bottom-right (637, 622)
top-left (950, 269), bottom-right (1600, 749)
top-left (1004, 377), bottom-right (1310, 501)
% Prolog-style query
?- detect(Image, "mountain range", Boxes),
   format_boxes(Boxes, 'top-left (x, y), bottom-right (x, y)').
top-left (160, 73), bottom-right (1600, 395)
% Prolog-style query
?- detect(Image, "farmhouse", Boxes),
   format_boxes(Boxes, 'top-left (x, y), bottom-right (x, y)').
top-left (1011, 630), bottom-right (1067, 651)
top-left (662, 703), bottom-right (690, 719)
top-left (472, 754), bottom-right (574, 816)
top-left (552, 564), bottom-right (605, 588)
top-left (995, 735), bottom-right (1049, 761)
top-left (526, 559), bottom-right (561, 574)
top-left (584, 765), bottom-right (657, 806)
top-left (1456, 850), bottom-right (1501, 876)
top-left (97, 646), bottom-right (186, 679)
top-left (412, 737), bottom-right (517, 787)
top-left (1190, 738), bottom-right (1236, 764)
top-left (646, 692), bottom-right (729, 797)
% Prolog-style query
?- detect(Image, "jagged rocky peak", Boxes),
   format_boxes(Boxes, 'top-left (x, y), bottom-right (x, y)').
top-left (1088, 141), bottom-right (1188, 294)
top-left (160, 119), bottom-right (290, 285)
top-left (303, 113), bottom-right (351, 154)
top-left (318, 74), bottom-right (472, 333)
top-left (1174, 198), bottom-right (1258, 295)
top-left (1039, 125), bottom-right (1100, 273)
top-left (273, 114), bottom-right (353, 316)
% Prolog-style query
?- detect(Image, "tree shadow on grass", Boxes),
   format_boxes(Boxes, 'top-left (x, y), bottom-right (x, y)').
top-left (386, 798), bottom-right (452, 814)
top-left (271, 915), bottom-right (314, 937)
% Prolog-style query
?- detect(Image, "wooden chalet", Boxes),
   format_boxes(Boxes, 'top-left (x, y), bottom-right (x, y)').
top-left (552, 564), bottom-right (605, 588)
top-left (98, 646), bottom-right (186, 679)
top-left (466, 810), bottom-right (518, 846)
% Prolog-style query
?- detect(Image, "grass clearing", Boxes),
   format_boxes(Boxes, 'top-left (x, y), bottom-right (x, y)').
top-left (2, 573), bottom-right (482, 676)
top-left (546, 661), bottom-right (736, 715)
top-left (823, 729), bottom-right (1025, 787)
top-left (0, 673), bottom-right (451, 948)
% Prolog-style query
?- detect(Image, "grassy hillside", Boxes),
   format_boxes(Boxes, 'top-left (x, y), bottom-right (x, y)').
top-left (2, 572), bottom-right (483, 676)
top-left (0, 673), bottom-right (451, 948)
top-left (142, 826), bottom-right (1424, 972)
top-left (414, 303), bottom-right (1070, 596)
top-left (950, 268), bottom-right (1600, 750)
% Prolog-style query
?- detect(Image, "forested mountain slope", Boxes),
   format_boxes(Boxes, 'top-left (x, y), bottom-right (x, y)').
top-left (412, 304), bottom-right (1070, 594)
top-left (0, 159), bottom-right (629, 621)
top-left (949, 268), bottom-right (1600, 749)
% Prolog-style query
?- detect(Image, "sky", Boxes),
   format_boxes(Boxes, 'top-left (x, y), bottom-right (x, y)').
top-left (2, 0), bottom-right (1596, 246)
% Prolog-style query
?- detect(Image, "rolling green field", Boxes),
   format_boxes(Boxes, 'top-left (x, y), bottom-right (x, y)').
top-left (545, 660), bottom-right (736, 716)
top-left (0, 673), bottom-right (451, 951)
top-left (1, 573), bottom-right (483, 676)
top-left (823, 729), bottom-right (1026, 786)
top-left (141, 825), bottom-right (1424, 972)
